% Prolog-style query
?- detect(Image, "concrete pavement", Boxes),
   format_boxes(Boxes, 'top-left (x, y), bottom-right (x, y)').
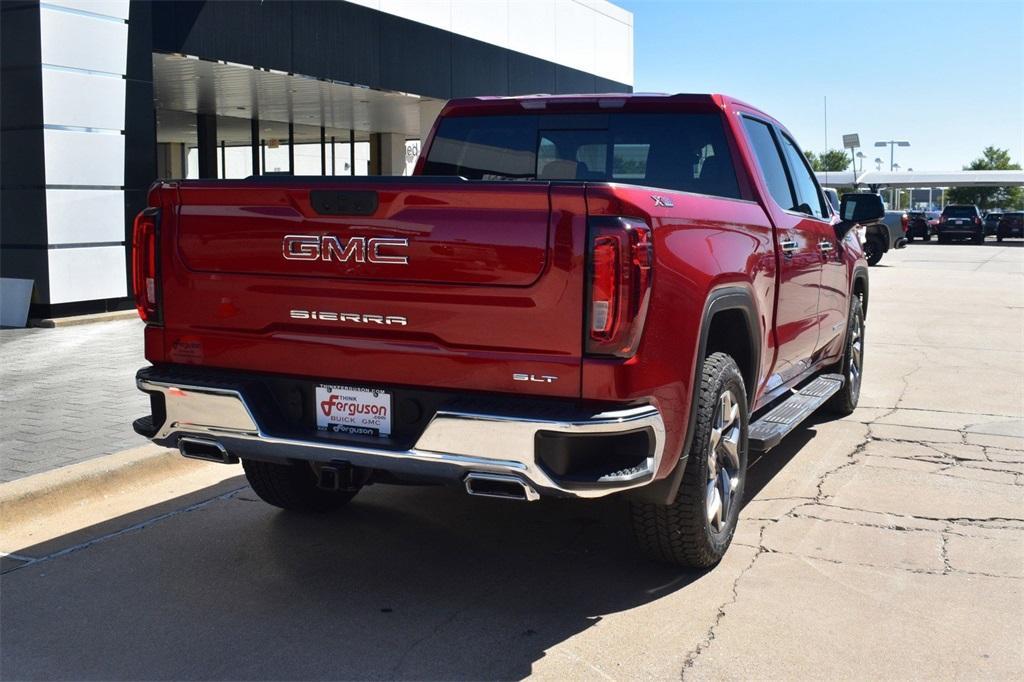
top-left (1, 242), bottom-right (1022, 680)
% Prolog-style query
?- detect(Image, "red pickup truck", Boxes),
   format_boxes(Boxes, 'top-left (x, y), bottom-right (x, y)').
top-left (132, 94), bottom-right (881, 567)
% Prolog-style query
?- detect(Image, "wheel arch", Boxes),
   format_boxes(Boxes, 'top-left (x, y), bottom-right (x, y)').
top-left (630, 285), bottom-right (761, 505)
top-left (852, 266), bottom-right (869, 316)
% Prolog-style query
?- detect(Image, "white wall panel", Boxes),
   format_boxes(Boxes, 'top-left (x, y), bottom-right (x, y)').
top-left (46, 0), bottom-right (130, 20)
top-left (345, 0), bottom-right (634, 85)
top-left (43, 129), bottom-right (125, 186)
top-left (555, 0), bottom-right (596, 78)
top-left (592, 10), bottom-right (632, 86)
top-left (46, 189), bottom-right (125, 244)
top-left (451, 0), bottom-right (508, 50)
top-left (506, 0), bottom-right (557, 64)
top-left (42, 68), bottom-right (126, 130)
top-left (48, 245), bottom-right (127, 303)
top-left (39, 6), bottom-right (128, 74)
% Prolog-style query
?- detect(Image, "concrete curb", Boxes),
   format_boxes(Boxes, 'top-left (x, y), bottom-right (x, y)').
top-left (0, 444), bottom-right (214, 528)
top-left (30, 309), bottom-right (138, 328)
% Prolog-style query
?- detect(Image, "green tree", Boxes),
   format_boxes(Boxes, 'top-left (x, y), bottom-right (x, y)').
top-left (804, 149), bottom-right (850, 172)
top-left (945, 147), bottom-right (1023, 209)
top-left (817, 149), bottom-right (852, 172)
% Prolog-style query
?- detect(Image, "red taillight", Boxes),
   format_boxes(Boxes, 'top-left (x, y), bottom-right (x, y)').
top-left (939, 215), bottom-right (947, 224)
top-left (586, 218), bottom-right (653, 357)
top-left (974, 216), bottom-right (982, 225)
top-left (901, 213), bottom-right (909, 232)
top-left (132, 207), bottom-right (161, 323)
top-left (590, 236), bottom-right (619, 339)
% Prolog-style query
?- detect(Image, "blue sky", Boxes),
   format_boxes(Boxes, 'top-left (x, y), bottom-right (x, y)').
top-left (616, 0), bottom-right (1023, 171)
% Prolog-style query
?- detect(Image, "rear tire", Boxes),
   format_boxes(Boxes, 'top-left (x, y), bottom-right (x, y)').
top-left (242, 459), bottom-right (360, 512)
top-left (997, 234), bottom-right (1004, 242)
top-left (864, 236), bottom-right (884, 266)
top-left (938, 234), bottom-right (950, 244)
top-left (972, 230), bottom-right (984, 244)
top-left (922, 233), bottom-right (931, 242)
top-left (826, 296), bottom-right (865, 416)
top-left (630, 352), bottom-right (748, 568)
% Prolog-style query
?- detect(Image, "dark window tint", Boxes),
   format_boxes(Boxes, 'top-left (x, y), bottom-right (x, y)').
top-left (742, 118), bottom-right (794, 210)
top-left (423, 115), bottom-right (537, 180)
top-left (943, 206), bottom-right (979, 218)
top-left (422, 112), bottom-right (741, 199)
top-left (779, 133), bottom-right (827, 218)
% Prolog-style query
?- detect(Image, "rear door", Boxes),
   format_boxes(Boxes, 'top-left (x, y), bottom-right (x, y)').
top-left (740, 116), bottom-right (824, 385)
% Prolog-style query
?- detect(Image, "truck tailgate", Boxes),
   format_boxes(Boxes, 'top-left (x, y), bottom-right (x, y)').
top-left (155, 180), bottom-right (586, 398)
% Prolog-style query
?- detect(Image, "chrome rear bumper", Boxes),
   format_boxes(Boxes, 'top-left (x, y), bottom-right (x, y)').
top-left (136, 375), bottom-right (665, 499)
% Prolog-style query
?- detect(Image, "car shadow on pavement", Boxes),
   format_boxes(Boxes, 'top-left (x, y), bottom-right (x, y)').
top-left (2, 416), bottom-right (829, 680)
top-left (3, 474), bottom-right (712, 680)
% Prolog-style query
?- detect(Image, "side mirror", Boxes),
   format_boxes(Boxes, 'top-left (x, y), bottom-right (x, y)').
top-left (836, 192), bottom-right (885, 237)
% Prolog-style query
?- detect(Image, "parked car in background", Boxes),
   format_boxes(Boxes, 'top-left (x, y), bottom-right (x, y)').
top-left (983, 212), bottom-right (1003, 236)
top-left (996, 212), bottom-right (1024, 241)
top-left (936, 205), bottom-right (984, 243)
top-left (926, 211), bottom-right (941, 232)
top-left (860, 209), bottom-right (908, 266)
top-left (906, 211), bottom-right (931, 241)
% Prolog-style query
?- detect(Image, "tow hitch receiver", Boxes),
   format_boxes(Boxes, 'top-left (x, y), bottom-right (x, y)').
top-left (317, 462), bottom-right (360, 492)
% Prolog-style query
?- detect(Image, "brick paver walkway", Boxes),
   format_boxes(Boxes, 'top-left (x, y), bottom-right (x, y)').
top-left (0, 320), bottom-right (149, 482)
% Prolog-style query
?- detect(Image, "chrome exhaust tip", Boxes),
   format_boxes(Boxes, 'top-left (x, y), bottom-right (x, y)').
top-left (464, 473), bottom-right (539, 502)
top-left (178, 437), bottom-right (239, 464)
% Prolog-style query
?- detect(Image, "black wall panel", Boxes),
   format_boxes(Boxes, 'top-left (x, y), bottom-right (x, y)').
top-left (377, 14), bottom-right (452, 99)
top-left (150, 1), bottom-right (631, 98)
top-left (0, 189), bottom-right (47, 246)
top-left (451, 36), bottom-right (509, 99)
top-left (509, 52), bottom-right (557, 95)
top-left (595, 76), bottom-right (631, 94)
top-left (554, 65), bottom-right (597, 95)
top-left (290, 1), bottom-right (380, 88)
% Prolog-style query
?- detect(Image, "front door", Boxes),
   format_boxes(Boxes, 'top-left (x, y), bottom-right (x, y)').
top-left (741, 117), bottom-right (823, 385)
top-left (775, 131), bottom-right (848, 361)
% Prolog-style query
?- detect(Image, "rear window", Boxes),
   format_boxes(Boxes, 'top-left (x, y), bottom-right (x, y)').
top-left (422, 112), bottom-right (742, 199)
top-left (943, 206), bottom-right (978, 218)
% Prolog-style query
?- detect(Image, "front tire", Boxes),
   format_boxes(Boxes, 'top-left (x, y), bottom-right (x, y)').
top-left (630, 352), bottom-right (749, 568)
top-left (826, 296), bottom-right (865, 416)
top-left (242, 459), bottom-right (361, 512)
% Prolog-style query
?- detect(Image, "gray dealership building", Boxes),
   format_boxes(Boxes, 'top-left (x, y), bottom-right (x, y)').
top-left (1, 0), bottom-right (633, 318)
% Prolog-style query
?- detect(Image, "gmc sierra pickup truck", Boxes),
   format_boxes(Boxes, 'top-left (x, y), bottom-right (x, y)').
top-left (132, 94), bottom-right (881, 567)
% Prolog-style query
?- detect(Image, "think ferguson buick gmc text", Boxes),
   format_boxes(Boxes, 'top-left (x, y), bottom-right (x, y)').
top-left (131, 94), bottom-right (879, 567)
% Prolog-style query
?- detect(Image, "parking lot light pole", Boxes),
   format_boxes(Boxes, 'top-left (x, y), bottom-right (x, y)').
top-left (875, 139), bottom-right (910, 171)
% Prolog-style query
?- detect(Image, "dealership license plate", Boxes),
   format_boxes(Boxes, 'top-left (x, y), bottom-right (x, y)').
top-left (315, 384), bottom-right (392, 437)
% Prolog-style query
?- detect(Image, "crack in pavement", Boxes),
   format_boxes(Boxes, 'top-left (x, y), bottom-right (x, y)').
top-left (3, 486), bottom-right (247, 573)
top-left (681, 524), bottom-right (770, 680)
top-left (682, 369), bottom-right (1022, 675)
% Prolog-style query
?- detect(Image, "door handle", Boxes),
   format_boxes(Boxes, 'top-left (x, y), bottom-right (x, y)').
top-left (819, 240), bottom-right (834, 253)
top-left (780, 239), bottom-right (798, 256)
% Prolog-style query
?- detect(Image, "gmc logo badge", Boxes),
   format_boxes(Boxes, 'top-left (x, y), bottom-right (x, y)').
top-left (282, 235), bottom-right (409, 265)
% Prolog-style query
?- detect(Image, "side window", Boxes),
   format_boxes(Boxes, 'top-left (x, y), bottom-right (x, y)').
top-left (779, 134), bottom-right (828, 219)
top-left (742, 118), bottom-right (794, 211)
